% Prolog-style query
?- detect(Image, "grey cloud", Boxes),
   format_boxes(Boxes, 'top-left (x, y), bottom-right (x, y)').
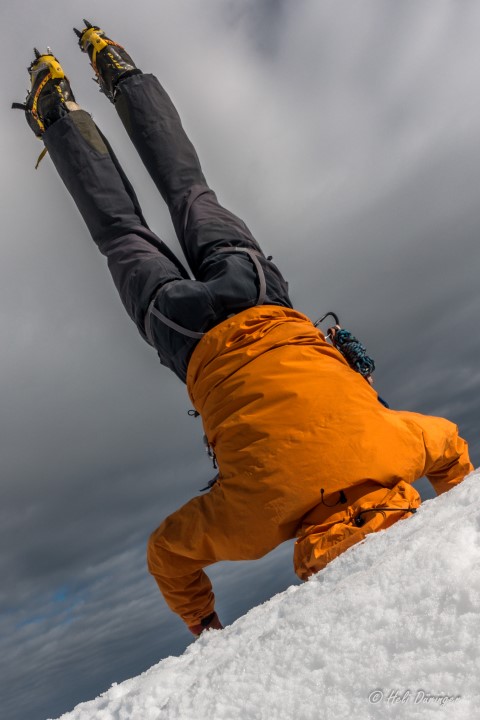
top-left (2, 1), bottom-right (480, 719)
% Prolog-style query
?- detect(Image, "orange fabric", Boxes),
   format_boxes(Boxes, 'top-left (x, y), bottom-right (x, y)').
top-left (294, 479), bottom-right (421, 580)
top-left (147, 306), bottom-right (473, 626)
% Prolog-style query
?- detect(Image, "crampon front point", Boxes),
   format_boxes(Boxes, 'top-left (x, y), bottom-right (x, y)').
top-left (12, 48), bottom-right (76, 139)
top-left (73, 19), bottom-right (138, 100)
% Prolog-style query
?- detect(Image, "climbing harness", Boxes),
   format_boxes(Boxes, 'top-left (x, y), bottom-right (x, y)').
top-left (144, 246), bottom-right (267, 346)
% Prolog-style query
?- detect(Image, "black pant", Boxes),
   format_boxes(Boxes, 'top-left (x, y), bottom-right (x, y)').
top-left (43, 73), bottom-right (292, 382)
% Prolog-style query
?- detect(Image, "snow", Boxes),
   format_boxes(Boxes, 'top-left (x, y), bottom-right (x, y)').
top-left (50, 471), bottom-right (480, 720)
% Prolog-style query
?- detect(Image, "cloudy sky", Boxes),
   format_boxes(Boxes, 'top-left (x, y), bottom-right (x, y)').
top-left (2, 1), bottom-right (480, 719)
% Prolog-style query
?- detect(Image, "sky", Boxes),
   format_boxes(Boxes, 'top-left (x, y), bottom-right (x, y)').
top-left (51, 470), bottom-right (480, 719)
top-left (1, 1), bottom-right (480, 719)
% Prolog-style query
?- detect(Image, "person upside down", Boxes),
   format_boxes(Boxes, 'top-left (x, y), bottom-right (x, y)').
top-left (16, 21), bottom-right (473, 637)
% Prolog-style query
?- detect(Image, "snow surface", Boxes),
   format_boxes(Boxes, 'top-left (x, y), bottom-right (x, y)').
top-left (50, 471), bottom-right (480, 720)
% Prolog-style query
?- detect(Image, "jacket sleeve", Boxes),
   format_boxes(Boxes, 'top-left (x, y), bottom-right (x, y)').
top-left (147, 476), bottom-right (288, 628)
top-left (417, 414), bottom-right (474, 495)
top-left (147, 499), bottom-right (217, 628)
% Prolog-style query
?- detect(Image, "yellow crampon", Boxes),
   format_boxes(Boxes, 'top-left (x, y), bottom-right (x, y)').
top-left (78, 26), bottom-right (122, 75)
top-left (79, 27), bottom-right (109, 68)
top-left (29, 53), bottom-right (65, 135)
top-left (30, 53), bottom-right (65, 80)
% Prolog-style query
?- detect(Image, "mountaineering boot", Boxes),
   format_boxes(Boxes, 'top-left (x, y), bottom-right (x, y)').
top-left (74, 20), bottom-right (140, 101)
top-left (13, 49), bottom-right (78, 137)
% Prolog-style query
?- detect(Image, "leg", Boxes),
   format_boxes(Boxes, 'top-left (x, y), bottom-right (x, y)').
top-left (76, 25), bottom-right (292, 328)
top-left (114, 73), bottom-right (259, 272)
top-left (115, 73), bottom-right (292, 313)
top-left (75, 24), bottom-right (262, 275)
top-left (19, 49), bottom-right (283, 380)
top-left (42, 107), bottom-right (217, 381)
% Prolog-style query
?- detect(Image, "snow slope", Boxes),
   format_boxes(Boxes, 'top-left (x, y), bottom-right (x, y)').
top-left (50, 471), bottom-right (480, 720)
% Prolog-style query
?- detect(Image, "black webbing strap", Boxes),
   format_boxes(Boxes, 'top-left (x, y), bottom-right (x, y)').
top-left (144, 247), bottom-right (267, 346)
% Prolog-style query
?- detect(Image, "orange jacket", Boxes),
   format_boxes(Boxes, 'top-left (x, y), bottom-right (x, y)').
top-left (147, 306), bottom-right (472, 627)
